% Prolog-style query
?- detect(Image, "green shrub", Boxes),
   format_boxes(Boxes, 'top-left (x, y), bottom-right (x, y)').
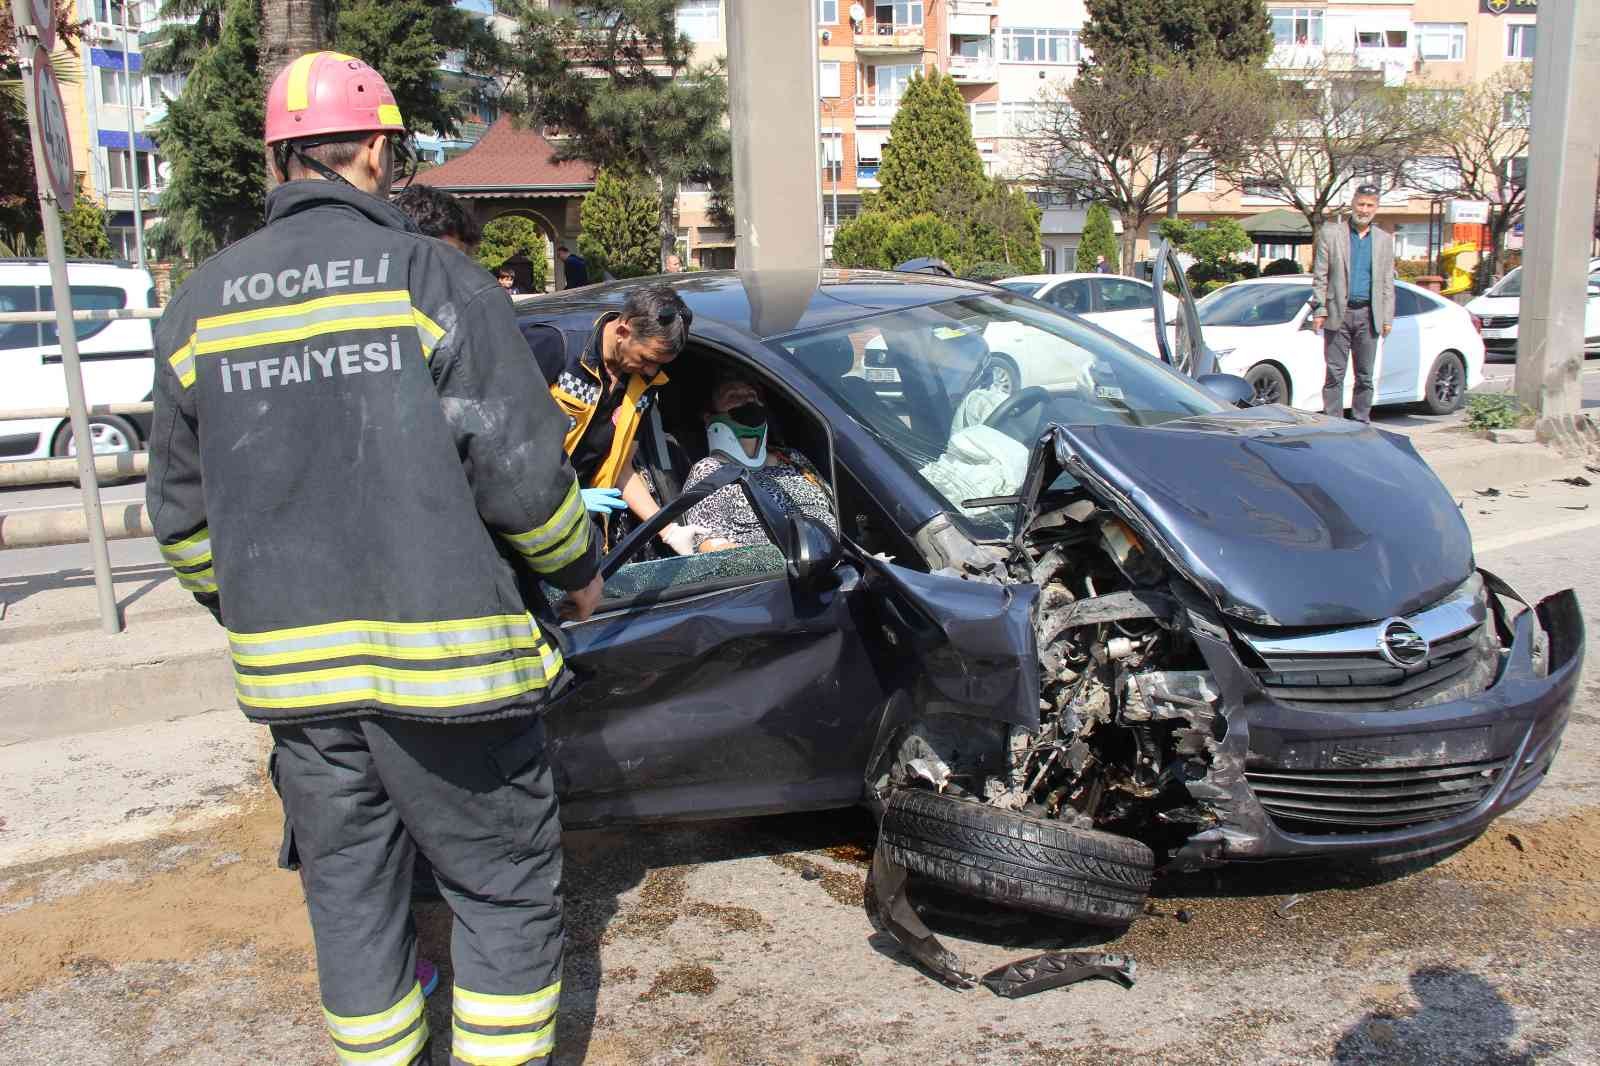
top-left (831, 212), bottom-right (894, 269)
top-left (880, 214), bottom-right (963, 271)
top-left (962, 260), bottom-right (1017, 283)
top-left (576, 169), bottom-right (659, 280)
top-left (1395, 257), bottom-right (1432, 282)
top-left (478, 215), bottom-right (550, 291)
top-left (1464, 392), bottom-right (1532, 431)
top-left (1076, 203), bottom-right (1119, 272)
top-left (1261, 257), bottom-right (1301, 277)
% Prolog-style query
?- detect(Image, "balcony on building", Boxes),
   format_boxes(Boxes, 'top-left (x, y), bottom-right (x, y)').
top-left (854, 94), bottom-right (900, 126)
top-left (948, 44), bottom-right (996, 84)
top-left (854, 1), bottom-right (924, 54)
top-left (947, 0), bottom-right (995, 38)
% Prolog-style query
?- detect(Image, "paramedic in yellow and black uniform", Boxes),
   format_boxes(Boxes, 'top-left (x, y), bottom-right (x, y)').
top-left (523, 285), bottom-right (705, 555)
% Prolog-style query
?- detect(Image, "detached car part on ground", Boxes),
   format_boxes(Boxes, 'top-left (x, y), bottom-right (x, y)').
top-left (518, 250), bottom-right (1582, 987)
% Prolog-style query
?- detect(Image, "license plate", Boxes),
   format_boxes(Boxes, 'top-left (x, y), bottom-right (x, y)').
top-left (864, 367), bottom-right (901, 383)
top-left (1481, 328), bottom-right (1513, 339)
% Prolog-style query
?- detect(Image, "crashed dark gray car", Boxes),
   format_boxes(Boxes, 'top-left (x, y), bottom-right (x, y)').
top-left (515, 255), bottom-right (1582, 957)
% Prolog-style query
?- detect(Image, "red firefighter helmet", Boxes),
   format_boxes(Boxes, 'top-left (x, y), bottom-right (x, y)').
top-left (265, 52), bottom-right (404, 146)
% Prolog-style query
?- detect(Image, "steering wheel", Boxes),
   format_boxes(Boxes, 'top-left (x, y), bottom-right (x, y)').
top-left (982, 385), bottom-right (1052, 438)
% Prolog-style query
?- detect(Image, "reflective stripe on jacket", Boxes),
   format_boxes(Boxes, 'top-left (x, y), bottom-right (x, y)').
top-left (146, 180), bottom-right (599, 725)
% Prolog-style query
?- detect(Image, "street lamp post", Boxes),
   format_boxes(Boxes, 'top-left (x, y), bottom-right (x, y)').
top-left (119, 0), bottom-right (146, 269)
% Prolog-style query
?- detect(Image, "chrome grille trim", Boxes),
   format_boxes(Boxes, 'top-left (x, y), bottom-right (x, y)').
top-left (1239, 575), bottom-right (1485, 660)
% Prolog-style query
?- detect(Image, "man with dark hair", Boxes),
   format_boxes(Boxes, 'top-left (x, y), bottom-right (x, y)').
top-left (392, 182), bottom-right (481, 255)
top-left (1311, 183), bottom-right (1395, 422)
top-left (556, 244), bottom-right (588, 288)
top-left (523, 285), bottom-right (705, 554)
top-left (147, 51), bottom-right (600, 1066)
top-left (496, 267), bottom-right (519, 294)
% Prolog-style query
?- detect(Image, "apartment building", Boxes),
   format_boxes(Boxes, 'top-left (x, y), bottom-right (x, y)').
top-left (1174, 0), bottom-right (1538, 267)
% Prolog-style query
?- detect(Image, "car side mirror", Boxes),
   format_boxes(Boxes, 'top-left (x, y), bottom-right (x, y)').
top-left (786, 514), bottom-right (842, 586)
top-left (1587, 284), bottom-right (1600, 297)
top-left (1298, 316), bottom-right (1319, 331)
top-left (1197, 373), bottom-right (1255, 408)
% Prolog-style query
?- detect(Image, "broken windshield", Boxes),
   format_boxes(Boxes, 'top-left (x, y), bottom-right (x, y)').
top-left (780, 294), bottom-right (1222, 537)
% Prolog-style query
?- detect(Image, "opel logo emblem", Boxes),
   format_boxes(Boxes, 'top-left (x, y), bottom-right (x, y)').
top-left (1378, 618), bottom-right (1429, 667)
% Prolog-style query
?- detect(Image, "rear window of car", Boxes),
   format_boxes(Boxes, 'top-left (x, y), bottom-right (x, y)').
top-left (1198, 284), bottom-right (1309, 327)
top-left (1394, 287), bottom-right (1438, 318)
top-left (0, 285), bottom-right (38, 351)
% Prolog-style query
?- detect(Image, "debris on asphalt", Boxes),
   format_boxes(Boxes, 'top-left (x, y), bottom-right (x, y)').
top-left (980, 952), bottom-right (1137, 998)
top-left (1564, 505), bottom-right (1590, 511)
top-left (1475, 488), bottom-right (1501, 497)
top-left (1176, 908), bottom-right (1194, 924)
top-left (1276, 895), bottom-right (1304, 920)
top-left (1557, 476), bottom-right (1593, 487)
top-left (865, 841), bottom-right (975, 989)
top-left (801, 867), bottom-right (821, 881)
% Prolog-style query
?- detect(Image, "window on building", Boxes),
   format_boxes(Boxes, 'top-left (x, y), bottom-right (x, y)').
top-left (1392, 222), bottom-right (1443, 260)
top-left (91, 0), bottom-right (137, 24)
top-left (874, 1), bottom-right (922, 28)
top-left (1270, 7), bottom-right (1323, 48)
top-left (818, 0), bottom-right (837, 24)
top-left (1000, 27), bottom-right (1082, 64)
top-left (675, 0), bottom-right (720, 42)
top-left (969, 101), bottom-right (998, 137)
top-left (1505, 155), bottom-right (1528, 188)
top-left (868, 63), bottom-right (917, 103)
top-left (1385, 30), bottom-right (1407, 49)
top-left (819, 61), bottom-right (841, 98)
top-left (1181, 152), bottom-right (1214, 193)
top-left (1405, 155), bottom-right (1461, 193)
top-left (1502, 91), bottom-right (1530, 127)
top-left (1416, 23), bottom-right (1466, 62)
top-left (821, 132), bottom-right (842, 180)
top-left (1506, 23), bottom-right (1535, 60)
top-left (105, 149), bottom-right (161, 192)
top-left (98, 67), bottom-right (149, 109)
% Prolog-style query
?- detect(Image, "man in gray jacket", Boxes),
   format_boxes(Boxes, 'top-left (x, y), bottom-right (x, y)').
top-left (1311, 184), bottom-right (1395, 422)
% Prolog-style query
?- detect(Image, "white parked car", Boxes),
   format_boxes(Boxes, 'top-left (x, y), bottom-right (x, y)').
top-left (993, 273), bottom-right (1158, 352)
top-left (1192, 276), bottom-right (1486, 414)
top-left (0, 260), bottom-right (158, 462)
top-left (1465, 258), bottom-right (1600, 360)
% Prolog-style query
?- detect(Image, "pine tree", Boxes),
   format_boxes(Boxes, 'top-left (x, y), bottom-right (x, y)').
top-left (476, 215), bottom-right (548, 291)
top-left (577, 169), bottom-right (661, 279)
top-left (147, 0), bottom-right (504, 261)
top-left (880, 214), bottom-right (962, 270)
top-left (61, 197), bottom-right (113, 259)
top-left (512, 1), bottom-right (730, 268)
top-left (875, 72), bottom-right (987, 218)
top-left (1082, 0), bottom-right (1270, 68)
top-left (1076, 204), bottom-right (1119, 272)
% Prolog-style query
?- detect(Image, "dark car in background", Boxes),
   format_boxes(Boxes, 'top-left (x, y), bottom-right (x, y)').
top-left (512, 250), bottom-right (1582, 932)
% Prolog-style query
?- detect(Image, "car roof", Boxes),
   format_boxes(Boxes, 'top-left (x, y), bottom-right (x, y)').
top-left (0, 260), bottom-right (153, 285)
top-left (1002, 273), bottom-right (1145, 285)
top-left (513, 269), bottom-right (999, 342)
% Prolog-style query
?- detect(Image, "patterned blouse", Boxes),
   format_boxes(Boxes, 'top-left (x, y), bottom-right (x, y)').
top-left (683, 449), bottom-right (839, 549)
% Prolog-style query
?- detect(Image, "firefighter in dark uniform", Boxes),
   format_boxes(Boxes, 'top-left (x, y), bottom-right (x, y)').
top-left (146, 52), bottom-right (600, 1066)
top-left (522, 285), bottom-right (707, 555)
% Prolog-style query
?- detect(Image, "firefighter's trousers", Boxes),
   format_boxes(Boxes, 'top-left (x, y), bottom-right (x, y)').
top-left (270, 714), bottom-right (564, 1066)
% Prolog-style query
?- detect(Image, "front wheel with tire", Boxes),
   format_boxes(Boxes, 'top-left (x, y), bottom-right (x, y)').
top-left (880, 789), bottom-right (1154, 927)
top-left (1245, 363), bottom-right (1289, 407)
top-left (985, 353), bottom-right (1022, 398)
top-left (1422, 352), bottom-right (1466, 415)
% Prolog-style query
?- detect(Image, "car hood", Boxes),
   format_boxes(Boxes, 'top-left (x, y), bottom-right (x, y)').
top-left (1466, 294), bottom-right (1519, 315)
top-left (1051, 408), bottom-right (1473, 628)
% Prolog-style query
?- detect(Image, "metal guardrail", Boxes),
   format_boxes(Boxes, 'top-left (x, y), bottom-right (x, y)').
top-left (0, 499), bottom-right (153, 549)
top-left (0, 402), bottom-right (154, 420)
top-left (0, 307), bottom-right (162, 323)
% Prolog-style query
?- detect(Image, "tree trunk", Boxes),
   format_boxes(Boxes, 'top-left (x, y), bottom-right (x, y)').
top-left (260, 0), bottom-right (332, 189)
top-left (1118, 213), bottom-right (1138, 275)
top-left (659, 177), bottom-right (676, 271)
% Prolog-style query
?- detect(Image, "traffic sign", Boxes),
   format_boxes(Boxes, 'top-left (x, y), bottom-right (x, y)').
top-left (29, 46), bottom-right (74, 209)
top-left (9, 0), bottom-right (56, 54)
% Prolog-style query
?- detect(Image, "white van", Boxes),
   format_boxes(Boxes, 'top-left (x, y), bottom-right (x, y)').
top-left (0, 260), bottom-right (158, 462)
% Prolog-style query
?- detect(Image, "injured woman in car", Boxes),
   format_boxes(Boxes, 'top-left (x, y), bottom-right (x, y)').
top-left (680, 373), bottom-right (840, 552)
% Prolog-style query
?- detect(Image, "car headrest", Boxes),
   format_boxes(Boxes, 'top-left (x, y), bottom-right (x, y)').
top-left (792, 336), bottom-right (857, 379)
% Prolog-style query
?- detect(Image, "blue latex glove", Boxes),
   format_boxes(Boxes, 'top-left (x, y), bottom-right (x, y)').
top-left (580, 487), bottom-right (628, 514)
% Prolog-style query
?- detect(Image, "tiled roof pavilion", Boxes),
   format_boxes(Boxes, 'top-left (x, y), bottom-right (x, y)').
top-left (412, 118), bottom-right (596, 290)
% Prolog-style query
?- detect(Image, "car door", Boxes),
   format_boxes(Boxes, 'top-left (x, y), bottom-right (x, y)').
top-left (543, 462), bottom-right (891, 829)
top-left (1377, 286), bottom-right (1426, 403)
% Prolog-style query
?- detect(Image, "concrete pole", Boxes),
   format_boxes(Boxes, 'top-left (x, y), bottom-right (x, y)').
top-left (1514, 1), bottom-right (1600, 430)
top-left (120, 0), bottom-right (147, 270)
top-left (726, 0), bottom-right (822, 270)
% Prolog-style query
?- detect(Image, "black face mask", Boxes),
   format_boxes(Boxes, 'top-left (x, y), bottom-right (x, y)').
top-left (728, 401), bottom-right (768, 429)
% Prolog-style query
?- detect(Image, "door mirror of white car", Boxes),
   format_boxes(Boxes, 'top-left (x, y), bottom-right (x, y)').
top-left (1587, 283), bottom-right (1600, 297)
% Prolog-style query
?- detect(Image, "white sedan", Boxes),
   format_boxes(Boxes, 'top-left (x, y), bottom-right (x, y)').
top-left (1192, 277), bottom-right (1486, 414)
top-left (1465, 258), bottom-right (1600, 361)
top-left (993, 273), bottom-right (1158, 352)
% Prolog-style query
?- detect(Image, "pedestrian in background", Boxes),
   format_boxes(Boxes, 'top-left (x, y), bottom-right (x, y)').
top-left (393, 182), bottom-right (481, 257)
top-left (497, 267), bottom-right (520, 294)
top-left (557, 244), bottom-right (588, 288)
top-left (1094, 255), bottom-right (1110, 274)
top-left (1311, 183), bottom-right (1395, 422)
top-left (665, 253), bottom-right (684, 273)
top-left (146, 51), bottom-right (601, 1066)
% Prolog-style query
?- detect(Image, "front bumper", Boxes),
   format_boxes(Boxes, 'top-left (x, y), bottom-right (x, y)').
top-left (1170, 581), bottom-right (1583, 870)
